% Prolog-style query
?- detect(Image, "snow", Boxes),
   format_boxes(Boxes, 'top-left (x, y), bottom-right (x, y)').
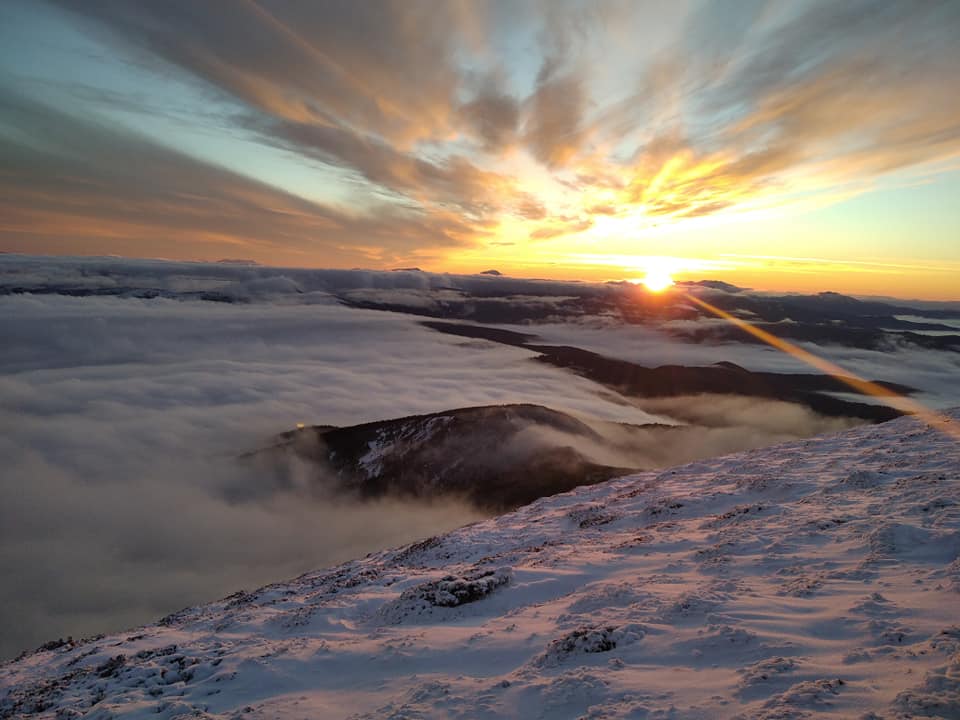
top-left (3, 411), bottom-right (960, 719)
top-left (357, 415), bottom-right (453, 479)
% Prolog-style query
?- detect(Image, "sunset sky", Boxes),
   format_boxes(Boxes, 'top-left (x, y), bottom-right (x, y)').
top-left (1, 0), bottom-right (958, 298)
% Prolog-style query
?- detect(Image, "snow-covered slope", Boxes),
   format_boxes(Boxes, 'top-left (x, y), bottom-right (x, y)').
top-left (3, 412), bottom-right (960, 719)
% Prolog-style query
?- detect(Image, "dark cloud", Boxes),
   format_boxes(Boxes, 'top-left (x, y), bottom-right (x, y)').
top-left (459, 87), bottom-right (520, 152)
top-left (523, 58), bottom-right (587, 168)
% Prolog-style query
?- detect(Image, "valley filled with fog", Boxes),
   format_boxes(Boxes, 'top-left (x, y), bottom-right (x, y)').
top-left (1, 256), bottom-right (958, 660)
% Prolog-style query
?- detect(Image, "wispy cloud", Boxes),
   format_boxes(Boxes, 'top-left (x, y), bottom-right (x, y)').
top-left (0, 88), bottom-right (475, 265)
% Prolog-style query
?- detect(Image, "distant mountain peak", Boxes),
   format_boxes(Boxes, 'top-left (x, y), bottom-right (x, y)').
top-left (681, 279), bottom-right (746, 293)
top-left (816, 290), bottom-right (860, 303)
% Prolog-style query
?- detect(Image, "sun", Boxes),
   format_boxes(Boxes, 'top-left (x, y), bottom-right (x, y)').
top-left (640, 265), bottom-right (675, 292)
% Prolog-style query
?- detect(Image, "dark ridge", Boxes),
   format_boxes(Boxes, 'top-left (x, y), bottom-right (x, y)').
top-left (896, 331), bottom-right (960, 352)
top-left (674, 323), bottom-right (960, 353)
top-left (0, 286), bottom-right (240, 303)
top-left (420, 322), bottom-right (911, 423)
top-left (677, 280), bottom-right (746, 293)
top-left (340, 295), bottom-right (587, 324)
top-left (527, 344), bottom-right (909, 422)
top-left (690, 290), bottom-right (960, 326)
top-left (713, 361), bottom-right (749, 372)
top-left (420, 321), bottom-right (537, 346)
top-left (251, 404), bottom-right (640, 511)
top-left (344, 285), bottom-right (956, 354)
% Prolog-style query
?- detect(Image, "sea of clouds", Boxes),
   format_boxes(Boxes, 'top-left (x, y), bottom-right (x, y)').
top-left (0, 284), bottom-right (662, 659)
top-left (2, 255), bottom-right (957, 660)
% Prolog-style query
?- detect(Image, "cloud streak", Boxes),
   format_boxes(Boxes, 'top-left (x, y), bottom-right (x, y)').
top-left (0, 89), bottom-right (476, 266)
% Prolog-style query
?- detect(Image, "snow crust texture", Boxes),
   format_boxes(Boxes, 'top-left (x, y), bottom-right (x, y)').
top-left (2, 412), bottom-right (960, 719)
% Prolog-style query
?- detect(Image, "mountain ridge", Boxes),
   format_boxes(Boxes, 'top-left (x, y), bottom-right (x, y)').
top-left (250, 404), bottom-right (650, 511)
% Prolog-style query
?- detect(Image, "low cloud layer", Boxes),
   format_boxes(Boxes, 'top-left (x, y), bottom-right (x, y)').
top-left (509, 395), bottom-right (861, 474)
top-left (2, 258), bottom-right (957, 660)
top-left (0, 291), bottom-right (662, 660)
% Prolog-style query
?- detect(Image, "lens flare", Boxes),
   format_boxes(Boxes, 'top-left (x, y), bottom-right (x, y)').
top-left (684, 292), bottom-right (960, 442)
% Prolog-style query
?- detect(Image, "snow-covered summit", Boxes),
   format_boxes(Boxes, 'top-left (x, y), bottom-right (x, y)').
top-left (3, 412), bottom-right (960, 719)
